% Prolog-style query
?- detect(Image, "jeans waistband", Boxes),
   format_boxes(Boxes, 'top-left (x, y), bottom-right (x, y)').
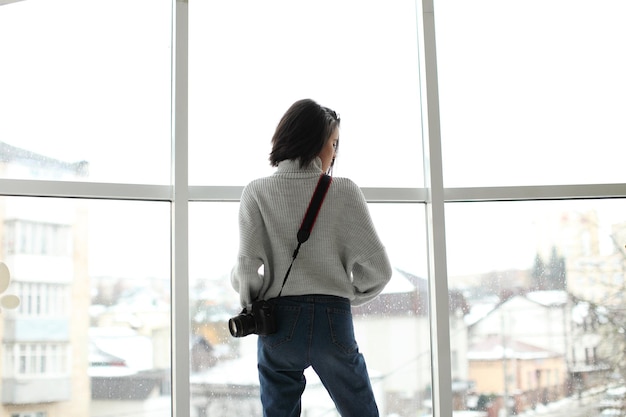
top-left (271, 294), bottom-right (349, 305)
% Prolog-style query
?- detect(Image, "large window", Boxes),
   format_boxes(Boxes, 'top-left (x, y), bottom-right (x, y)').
top-left (1, 1), bottom-right (625, 417)
top-left (435, 0), bottom-right (626, 187)
top-left (0, 0), bottom-right (172, 184)
top-left (188, 0), bottom-right (424, 188)
top-left (188, 203), bottom-right (429, 416)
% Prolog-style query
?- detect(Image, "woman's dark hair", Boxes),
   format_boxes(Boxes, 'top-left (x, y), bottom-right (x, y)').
top-left (269, 98), bottom-right (340, 168)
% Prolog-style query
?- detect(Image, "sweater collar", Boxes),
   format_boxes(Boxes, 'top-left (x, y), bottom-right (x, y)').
top-left (275, 157), bottom-right (324, 176)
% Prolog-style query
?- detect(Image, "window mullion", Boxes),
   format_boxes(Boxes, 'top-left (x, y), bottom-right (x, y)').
top-left (171, 1), bottom-right (190, 416)
top-left (417, 0), bottom-right (453, 416)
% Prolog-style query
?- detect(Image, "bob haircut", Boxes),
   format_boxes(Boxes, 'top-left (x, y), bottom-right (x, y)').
top-left (269, 98), bottom-right (340, 168)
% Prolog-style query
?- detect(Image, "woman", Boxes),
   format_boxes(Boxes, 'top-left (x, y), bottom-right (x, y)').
top-left (231, 98), bottom-right (392, 417)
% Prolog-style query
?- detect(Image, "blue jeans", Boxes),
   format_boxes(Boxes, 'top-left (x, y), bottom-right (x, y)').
top-left (257, 295), bottom-right (379, 417)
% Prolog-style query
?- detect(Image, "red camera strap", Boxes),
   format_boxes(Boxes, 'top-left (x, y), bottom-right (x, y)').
top-left (297, 174), bottom-right (332, 244)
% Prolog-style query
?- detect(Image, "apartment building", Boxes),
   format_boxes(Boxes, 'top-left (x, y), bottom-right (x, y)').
top-left (0, 142), bottom-right (90, 417)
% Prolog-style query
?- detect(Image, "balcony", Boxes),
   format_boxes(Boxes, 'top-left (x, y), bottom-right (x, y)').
top-left (2, 376), bottom-right (71, 404)
top-left (3, 316), bottom-right (69, 342)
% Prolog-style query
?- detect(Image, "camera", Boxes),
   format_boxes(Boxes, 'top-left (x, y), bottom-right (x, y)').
top-left (228, 299), bottom-right (277, 338)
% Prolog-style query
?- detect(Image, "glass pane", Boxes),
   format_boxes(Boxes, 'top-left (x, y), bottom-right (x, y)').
top-left (188, 203), bottom-right (258, 416)
top-left (435, 0), bottom-right (626, 186)
top-left (0, 196), bottom-right (171, 417)
top-left (354, 204), bottom-right (432, 417)
top-left (189, 1), bottom-right (423, 188)
top-left (189, 202), bottom-right (430, 416)
top-left (0, 0), bottom-right (172, 184)
top-left (446, 199), bottom-right (626, 416)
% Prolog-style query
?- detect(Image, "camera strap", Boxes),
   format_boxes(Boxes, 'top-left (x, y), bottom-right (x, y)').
top-left (277, 174), bottom-right (332, 297)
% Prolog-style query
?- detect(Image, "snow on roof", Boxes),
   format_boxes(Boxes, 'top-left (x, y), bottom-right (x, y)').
top-left (464, 302), bottom-right (497, 326)
top-left (465, 290), bottom-right (569, 327)
top-left (382, 268), bottom-right (425, 294)
top-left (89, 327), bottom-right (154, 371)
top-left (468, 335), bottom-right (560, 361)
top-left (381, 268), bottom-right (419, 294)
top-left (526, 290), bottom-right (568, 306)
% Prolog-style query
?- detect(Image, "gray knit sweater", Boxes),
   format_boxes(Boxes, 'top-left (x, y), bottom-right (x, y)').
top-left (231, 158), bottom-right (392, 308)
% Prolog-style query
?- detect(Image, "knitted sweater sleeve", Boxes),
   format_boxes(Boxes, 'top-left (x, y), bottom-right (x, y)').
top-left (230, 183), bottom-right (266, 308)
top-left (351, 248), bottom-right (392, 306)
top-left (340, 181), bottom-right (393, 306)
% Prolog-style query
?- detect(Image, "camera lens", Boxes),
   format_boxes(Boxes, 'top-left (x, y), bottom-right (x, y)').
top-left (228, 313), bottom-right (255, 338)
top-left (228, 316), bottom-right (243, 337)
